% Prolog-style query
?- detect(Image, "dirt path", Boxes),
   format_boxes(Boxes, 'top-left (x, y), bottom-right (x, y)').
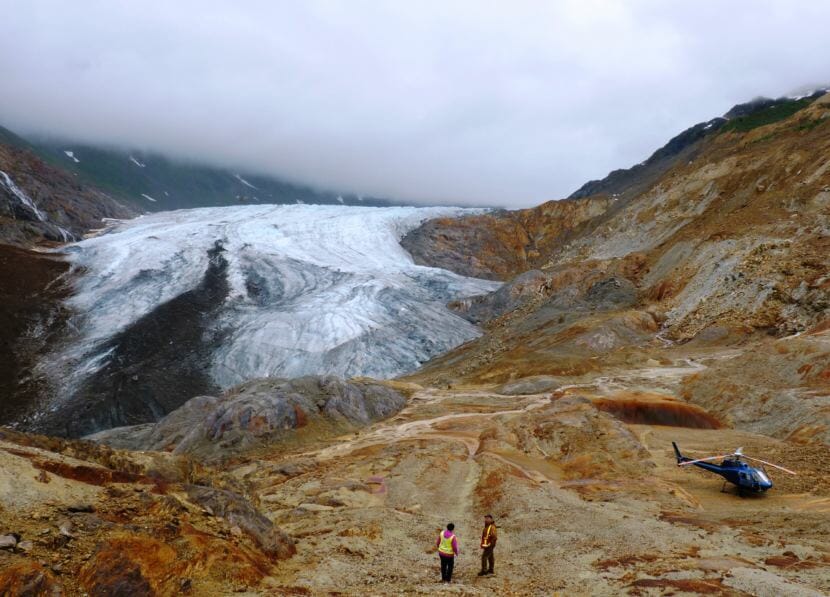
top-left (247, 356), bottom-right (830, 594)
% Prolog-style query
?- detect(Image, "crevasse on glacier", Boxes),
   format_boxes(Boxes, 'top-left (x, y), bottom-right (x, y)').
top-left (56, 204), bottom-right (498, 391)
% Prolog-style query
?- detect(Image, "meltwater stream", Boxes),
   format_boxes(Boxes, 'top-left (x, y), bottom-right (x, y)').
top-left (32, 204), bottom-right (499, 436)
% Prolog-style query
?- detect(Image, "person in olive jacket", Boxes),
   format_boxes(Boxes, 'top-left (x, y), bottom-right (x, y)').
top-left (478, 514), bottom-right (497, 576)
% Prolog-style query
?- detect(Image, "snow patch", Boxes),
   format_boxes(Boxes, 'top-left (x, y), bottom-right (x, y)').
top-left (64, 150), bottom-right (80, 163)
top-left (0, 169), bottom-right (74, 241)
top-left (129, 156), bottom-right (146, 168)
top-left (336, 195), bottom-right (344, 204)
top-left (234, 174), bottom-right (258, 189)
top-left (141, 193), bottom-right (157, 202)
top-left (0, 169), bottom-right (47, 221)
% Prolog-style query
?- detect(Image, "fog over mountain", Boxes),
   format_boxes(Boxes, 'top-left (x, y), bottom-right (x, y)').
top-left (1, 1), bottom-right (829, 206)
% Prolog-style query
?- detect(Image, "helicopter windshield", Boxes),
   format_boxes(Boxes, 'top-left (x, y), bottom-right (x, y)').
top-left (752, 470), bottom-right (770, 484)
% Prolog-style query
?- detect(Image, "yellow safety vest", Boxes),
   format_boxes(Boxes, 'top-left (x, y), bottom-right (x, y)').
top-left (481, 524), bottom-right (495, 548)
top-left (438, 532), bottom-right (456, 556)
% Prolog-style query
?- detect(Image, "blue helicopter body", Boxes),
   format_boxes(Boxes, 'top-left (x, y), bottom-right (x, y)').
top-left (673, 442), bottom-right (774, 494)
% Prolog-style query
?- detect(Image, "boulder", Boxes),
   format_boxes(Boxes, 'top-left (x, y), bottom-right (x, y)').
top-left (185, 485), bottom-right (295, 559)
top-left (498, 376), bottom-right (563, 395)
top-left (451, 270), bottom-right (551, 324)
top-left (0, 534), bottom-right (18, 549)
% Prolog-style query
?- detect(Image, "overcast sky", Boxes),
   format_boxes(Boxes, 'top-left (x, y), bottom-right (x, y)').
top-left (1, 1), bottom-right (829, 207)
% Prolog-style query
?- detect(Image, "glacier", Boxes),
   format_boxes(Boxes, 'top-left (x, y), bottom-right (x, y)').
top-left (33, 204), bottom-right (498, 434)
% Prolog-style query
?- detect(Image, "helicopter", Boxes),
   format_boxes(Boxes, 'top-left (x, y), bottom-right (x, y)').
top-left (672, 442), bottom-right (796, 496)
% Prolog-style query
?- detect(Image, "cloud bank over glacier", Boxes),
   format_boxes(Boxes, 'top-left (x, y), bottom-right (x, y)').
top-left (2, 1), bottom-right (829, 205)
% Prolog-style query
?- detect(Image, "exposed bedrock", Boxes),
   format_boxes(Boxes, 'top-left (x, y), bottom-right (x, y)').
top-left (452, 270), bottom-right (639, 325)
top-left (0, 141), bottom-right (133, 246)
top-left (400, 196), bottom-right (613, 280)
top-left (0, 245), bottom-right (72, 427)
top-left (88, 375), bottom-right (408, 460)
top-left (681, 327), bottom-right (830, 444)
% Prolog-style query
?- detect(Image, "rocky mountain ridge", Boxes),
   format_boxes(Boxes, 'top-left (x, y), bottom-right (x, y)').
top-left (0, 128), bottom-right (133, 245)
top-left (405, 88), bottom-right (830, 447)
top-left (1, 123), bottom-right (404, 218)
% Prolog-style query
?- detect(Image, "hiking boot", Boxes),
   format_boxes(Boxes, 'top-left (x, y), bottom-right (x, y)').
top-left (477, 571), bottom-right (488, 577)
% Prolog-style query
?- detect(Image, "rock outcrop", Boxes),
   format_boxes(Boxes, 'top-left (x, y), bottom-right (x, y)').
top-left (0, 245), bottom-right (71, 426)
top-left (90, 376), bottom-right (408, 459)
top-left (400, 196), bottom-right (613, 280)
top-left (0, 131), bottom-right (133, 245)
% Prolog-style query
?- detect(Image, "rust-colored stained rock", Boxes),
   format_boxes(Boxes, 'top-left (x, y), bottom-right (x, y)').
top-left (79, 544), bottom-right (155, 597)
top-left (78, 533), bottom-right (279, 595)
top-left (630, 578), bottom-right (727, 594)
top-left (0, 561), bottom-right (62, 596)
top-left (401, 196), bottom-right (613, 280)
top-left (593, 393), bottom-right (722, 429)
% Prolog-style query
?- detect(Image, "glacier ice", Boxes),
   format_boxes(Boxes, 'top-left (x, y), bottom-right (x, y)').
top-left (52, 204), bottom-right (499, 395)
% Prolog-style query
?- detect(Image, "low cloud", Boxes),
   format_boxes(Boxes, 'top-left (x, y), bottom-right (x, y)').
top-left (1, 1), bottom-right (828, 206)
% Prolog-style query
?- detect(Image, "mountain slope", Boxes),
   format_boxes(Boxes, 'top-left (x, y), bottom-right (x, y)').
top-left (406, 90), bottom-right (830, 444)
top-left (0, 127), bottom-right (133, 244)
top-left (568, 89), bottom-right (828, 201)
top-left (23, 135), bottom-right (401, 211)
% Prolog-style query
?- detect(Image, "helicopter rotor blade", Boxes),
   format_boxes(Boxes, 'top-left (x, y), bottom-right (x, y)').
top-left (734, 447), bottom-right (744, 456)
top-left (678, 454), bottom-right (731, 466)
top-left (740, 455), bottom-right (797, 475)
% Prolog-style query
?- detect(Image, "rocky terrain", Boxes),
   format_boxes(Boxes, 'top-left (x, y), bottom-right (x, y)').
top-left (89, 376), bottom-right (410, 461)
top-left (1, 90), bottom-right (829, 595)
top-left (0, 127), bottom-right (133, 245)
top-left (406, 91), bottom-right (830, 430)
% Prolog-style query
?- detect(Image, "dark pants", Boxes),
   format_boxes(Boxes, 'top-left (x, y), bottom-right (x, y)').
top-left (481, 546), bottom-right (495, 573)
top-left (440, 555), bottom-right (455, 581)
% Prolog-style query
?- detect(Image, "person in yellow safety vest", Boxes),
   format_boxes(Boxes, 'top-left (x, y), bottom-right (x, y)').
top-left (478, 514), bottom-right (497, 576)
top-left (436, 522), bottom-right (459, 582)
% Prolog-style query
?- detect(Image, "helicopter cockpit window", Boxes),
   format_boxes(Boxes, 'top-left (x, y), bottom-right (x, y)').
top-left (752, 470), bottom-right (770, 484)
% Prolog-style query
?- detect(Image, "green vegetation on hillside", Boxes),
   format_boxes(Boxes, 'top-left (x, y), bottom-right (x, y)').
top-left (796, 116), bottom-right (828, 132)
top-left (721, 97), bottom-right (814, 133)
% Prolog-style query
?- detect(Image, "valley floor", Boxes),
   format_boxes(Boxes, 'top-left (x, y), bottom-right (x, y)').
top-left (248, 356), bottom-right (829, 595)
top-left (1, 348), bottom-right (829, 595)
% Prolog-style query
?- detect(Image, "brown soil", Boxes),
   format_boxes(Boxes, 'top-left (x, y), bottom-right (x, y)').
top-left (0, 244), bottom-right (70, 425)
